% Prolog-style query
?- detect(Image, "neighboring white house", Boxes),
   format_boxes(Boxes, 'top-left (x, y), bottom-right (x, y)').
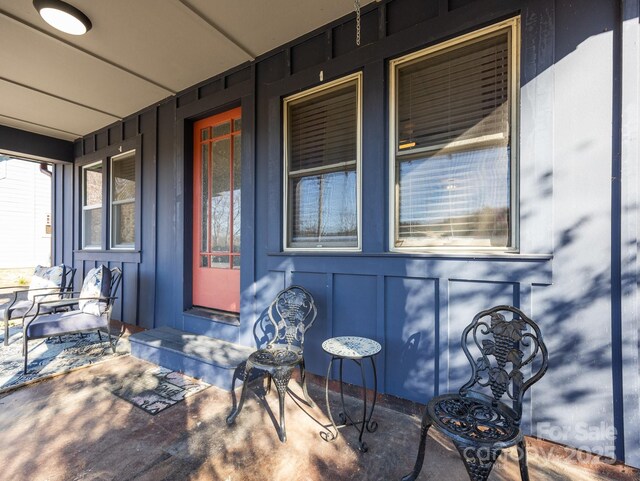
top-left (0, 156), bottom-right (51, 268)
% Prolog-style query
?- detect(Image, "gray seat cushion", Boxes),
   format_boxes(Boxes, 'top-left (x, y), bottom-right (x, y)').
top-left (1, 300), bottom-right (53, 321)
top-left (25, 311), bottom-right (106, 339)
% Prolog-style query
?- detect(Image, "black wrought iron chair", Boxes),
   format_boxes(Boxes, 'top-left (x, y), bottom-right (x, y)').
top-left (1, 264), bottom-right (76, 346)
top-left (226, 285), bottom-right (317, 442)
top-left (402, 305), bottom-right (549, 481)
top-left (22, 265), bottom-right (122, 373)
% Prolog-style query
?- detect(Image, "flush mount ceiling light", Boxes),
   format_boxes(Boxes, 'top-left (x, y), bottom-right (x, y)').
top-left (33, 0), bottom-right (92, 35)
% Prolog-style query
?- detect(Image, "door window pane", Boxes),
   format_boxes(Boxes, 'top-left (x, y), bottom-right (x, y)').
top-left (201, 143), bottom-right (209, 252)
top-left (211, 139), bottom-right (231, 252)
top-left (233, 134), bottom-right (241, 253)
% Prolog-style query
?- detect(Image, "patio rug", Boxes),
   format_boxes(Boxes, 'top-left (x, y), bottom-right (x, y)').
top-left (110, 366), bottom-right (210, 415)
top-left (0, 327), bottom-right (127, 393)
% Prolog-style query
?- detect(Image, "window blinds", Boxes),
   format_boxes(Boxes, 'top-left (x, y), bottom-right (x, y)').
top-left (288, 82), bottom-right (357, 174)
top-left (397, 32), bottom-right (510, 154)
top-left (394, 27), bottom-right (513, 249)
top-left (286, 78), bottom-right (359, 248)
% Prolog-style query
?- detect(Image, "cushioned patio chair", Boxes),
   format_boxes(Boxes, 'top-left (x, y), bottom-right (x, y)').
top-left (402, 305), bottom-right (549, 481)
top-left (22, 265), bottom-right (122, 373)
top-left (226, 285), bottom-right (317, 442)
top-left (1, 264), bottom-right (75, 346)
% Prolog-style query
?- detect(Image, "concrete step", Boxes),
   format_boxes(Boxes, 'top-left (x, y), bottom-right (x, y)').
top-left (180, 308), bottom-right (240, 343)
top-left (129, 326), bottom-right (254, 390)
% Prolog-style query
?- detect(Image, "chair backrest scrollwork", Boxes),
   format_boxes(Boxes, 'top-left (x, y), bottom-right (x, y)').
top-left (459, 305), bottom-right (548, 420)
top-left (266, 286), bottom-right (317, 352)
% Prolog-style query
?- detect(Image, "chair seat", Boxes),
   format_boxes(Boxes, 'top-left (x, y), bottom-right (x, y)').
top-left (247, 348), bottom-right (302, 370)
top-left (1, 300), bottom-right (53, 320)
top-left (25, 311), bottom-right (107, 339)
top-left (427, 393), bottom-right (522, 448)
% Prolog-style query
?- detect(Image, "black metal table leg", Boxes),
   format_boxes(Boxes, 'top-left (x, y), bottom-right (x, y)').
top-left (323, 356), bottom-right (339, 442)
top-left (367, 356), bottom-right (378, 433)
top-left (321, 336), bottom-right (382, 452)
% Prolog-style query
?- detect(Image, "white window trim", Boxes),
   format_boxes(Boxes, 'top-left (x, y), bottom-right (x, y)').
top-left (282, 72), bottom-right (363, 252)
top-left (109, 149), bottom-right (136, 250)
top-left (388, 17), bottom-right (521, 254)
top-left (81, 160), bottom-right (103, 250)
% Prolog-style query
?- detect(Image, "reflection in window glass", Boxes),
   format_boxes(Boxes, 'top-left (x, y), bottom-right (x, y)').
top-left (285, 75), bottom-right (360, 249)
top-left (392, 22), bottom-right (516, 249)
top-left (111, 152), bottom-right (136, 248)
top-left (82, 162), bottom-right (102, 248)
top-left (211, 139), bottom-right (231, 252)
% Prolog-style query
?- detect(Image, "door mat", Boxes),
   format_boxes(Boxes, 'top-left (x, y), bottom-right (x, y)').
top-left (0, 328), bottom-right (127, 394)
top-left (110, 366), bottom-right (210, 415)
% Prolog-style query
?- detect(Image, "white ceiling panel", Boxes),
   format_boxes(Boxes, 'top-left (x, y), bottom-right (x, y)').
top-left (0, 114), bottom-right (77, 141)
top-left (187, 0), bottom-right (374, 57)
top-left (0, 0), bottom-right (373, 141)
top-left (0, 79), bottom-right (116, 137)
top-left (0, 17), bottom-right (170, 118)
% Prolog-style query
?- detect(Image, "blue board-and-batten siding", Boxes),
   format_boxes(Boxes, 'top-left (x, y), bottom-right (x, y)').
top-left (46, 0), bottom-right (640, 466)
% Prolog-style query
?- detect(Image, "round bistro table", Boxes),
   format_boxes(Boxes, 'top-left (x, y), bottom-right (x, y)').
top-left (322, 336), bottom-right (382, 452)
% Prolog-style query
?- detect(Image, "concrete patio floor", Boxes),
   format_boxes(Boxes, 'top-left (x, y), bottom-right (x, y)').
top-left (0, 355), bottom-right (637, 481)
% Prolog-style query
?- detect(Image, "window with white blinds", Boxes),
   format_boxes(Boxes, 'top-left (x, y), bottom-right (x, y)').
top-left (284, 74), bottom-right (361, 249)
top-left (391, 19), bottom-right (518, 250)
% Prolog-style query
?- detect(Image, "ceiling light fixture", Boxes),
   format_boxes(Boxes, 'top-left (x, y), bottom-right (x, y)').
top-left (33, 0), bottom-right (92, 35)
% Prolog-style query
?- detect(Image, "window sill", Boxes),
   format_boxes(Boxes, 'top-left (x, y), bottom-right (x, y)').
top-left (268, 251), bottom-right (552, 261)
top-left (74, 250), bottom-right (141, 263)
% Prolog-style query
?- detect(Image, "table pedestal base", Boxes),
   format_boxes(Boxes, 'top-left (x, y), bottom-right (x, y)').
top-left (323, 356), bottom-right (378, 452)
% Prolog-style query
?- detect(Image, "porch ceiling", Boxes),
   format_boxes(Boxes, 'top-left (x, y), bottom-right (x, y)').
top-left (0, 0), bottom-right (373, 142)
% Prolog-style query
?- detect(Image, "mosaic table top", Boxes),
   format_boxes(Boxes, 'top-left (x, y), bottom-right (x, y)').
top-left (322, 336), bottom-right (381, 359)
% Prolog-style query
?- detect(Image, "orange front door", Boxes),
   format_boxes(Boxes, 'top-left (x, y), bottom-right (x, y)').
top-left (193, 108), bottom-right (241, 312)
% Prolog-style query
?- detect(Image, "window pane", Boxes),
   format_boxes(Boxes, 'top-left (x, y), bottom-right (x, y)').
top-left (111, 153), bottom-right (136, 248)
top-left (112, 202), bottom-right (135, 247)
top-left (211, 139), bottom-right (231, 251)
top-left (290, 169), bottom-right (357, 247)
top-left (112, 154), bottom-right (135, 202)
top-left (201, 143), bottom-right (209, 252)
top-left (83, 162), bottom-right (102, 248)
top-left (233, 118), bottom-right (242, 132)
top-left (285, 77), bottom-right (360, 249)
top-left (233, 134), bottom-right (241, 253)
top-left (213, 121), bottom-right (231, 137)
top-left (397, 32), bottom-right (509, 153)
top-left (288, 82), bottom-right (357, 173)
top-left (83, 207), bottom-right (101, 248)
top-left (394, 25), bottom-right (514, 249)
top-left (83, 163), bottom-right (102, 207)
top-left (211, 255), bottom-right (230, 269)
top-left (398, 147), bottom-right (510, 247)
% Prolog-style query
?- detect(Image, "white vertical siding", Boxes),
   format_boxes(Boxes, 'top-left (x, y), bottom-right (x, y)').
top-left (0, 159), bottom-right (52, 268)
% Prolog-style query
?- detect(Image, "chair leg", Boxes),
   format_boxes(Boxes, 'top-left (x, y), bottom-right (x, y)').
top-left (23, 339), bottom-right (28, 374)
top-left (3, 317), bottom-right (8, 346)
top-left (264, 374), bottom-right (272, 394)
top-left (273, 366), bottom-right (293, 443)
top-left (299, 359), bottom-right (315, 407)
top-left (402, 410), bottom-right (433, 481)
top-left (454, 443), bottom-right (501, 481)
top-left (226, 364), bottom-right (252, 425)
top-left (97, 330), bottom-right (103, 341)
top-left (517, 439), bottom-right (530, 481)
